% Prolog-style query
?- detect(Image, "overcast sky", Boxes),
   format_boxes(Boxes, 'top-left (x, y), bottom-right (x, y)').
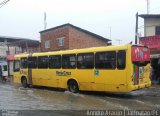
top-left (0, 0), bottom-right (160, 45)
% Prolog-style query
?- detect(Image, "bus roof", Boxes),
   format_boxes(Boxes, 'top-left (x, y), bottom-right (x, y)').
top-left (14, 44), bottom-right (132, 57)
top-left (14, 53), bottom-right (29, 58)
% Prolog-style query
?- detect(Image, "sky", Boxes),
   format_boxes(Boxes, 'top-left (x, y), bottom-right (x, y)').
top-left (0, 0), bottom-right (160, 45)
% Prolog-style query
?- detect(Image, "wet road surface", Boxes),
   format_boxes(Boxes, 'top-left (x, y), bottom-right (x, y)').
top-left (0, 83), bottom-right (160, 115)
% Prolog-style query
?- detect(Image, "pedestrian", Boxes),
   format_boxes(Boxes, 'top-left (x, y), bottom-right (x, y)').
top-left (0, 66), bottom-right (2, 82)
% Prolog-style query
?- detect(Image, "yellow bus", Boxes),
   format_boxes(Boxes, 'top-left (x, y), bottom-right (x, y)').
top-left (13, 44), bottom-right (151, 93)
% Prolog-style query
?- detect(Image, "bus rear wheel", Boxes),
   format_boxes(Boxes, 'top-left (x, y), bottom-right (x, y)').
top-left (21, 78), bottom-right (28, 88)
top-left (68, 80), bottom-right (79, 93)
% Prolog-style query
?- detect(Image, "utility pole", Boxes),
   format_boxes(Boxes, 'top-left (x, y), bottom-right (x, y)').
top-left (6, 41), bottom-right (10, 77)
top-left (135, 12), bottom-right (138, 44)
top-left (25, 41), bottom-right (29, 53)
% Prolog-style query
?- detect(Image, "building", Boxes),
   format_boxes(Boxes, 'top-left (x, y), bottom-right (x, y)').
top-left (0, 36), bottom-right (40, 76)
top-left (139, 14), bottom-right (160, 82)
top-left (139, 14), bottom-right (160, 37)
top-left (40, 23), bottom-right (111, 52)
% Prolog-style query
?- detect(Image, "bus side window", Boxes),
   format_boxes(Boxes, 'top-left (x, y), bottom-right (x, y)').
top-left (28, 57), bottom-right (37, 68)
top-left (62, 54), bottom-right (76, 69)
top-left (49, 55), bottom-right (61, 69)
top-left (117, 50), bottom-right (126, 69)
top-left (38, 56), bottom-right (48, 69)
top-left (77, 53), bottom-right (94, 69)
top-left (21, 57), bottom-right (28, 68)
top-left (14, 60), bottom-right (20, 72)
top-left (95, 51), bottom-right (116, 69)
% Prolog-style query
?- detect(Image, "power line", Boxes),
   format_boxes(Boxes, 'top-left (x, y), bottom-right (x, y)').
top-left (0, 0), bottom-right (9, 8)
top-left (0, 0), bottom-right (10, 8)
top-left (0, 0), bottom-right (8, 5)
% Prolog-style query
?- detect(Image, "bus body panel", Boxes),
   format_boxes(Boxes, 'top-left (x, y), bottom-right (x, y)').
top-left (92, 69), bottom-right (127, 92)
top-left (13, 44), bottom-right (151, 93)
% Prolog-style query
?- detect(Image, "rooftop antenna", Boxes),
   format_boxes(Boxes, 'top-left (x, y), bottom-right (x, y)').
top-left (146, 0), bottom-right (150, 14)
top-left (44, 12), bottom-right (47, 30)
top-left (109, 26), bottom-right (111, 39)
top-left (116, 39), bottom-right (122, 45)
top-left (107, 26), bottom-right (111, 39)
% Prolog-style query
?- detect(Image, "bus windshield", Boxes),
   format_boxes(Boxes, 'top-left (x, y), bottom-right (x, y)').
top-left (131, 46), bottom-right (150, 66)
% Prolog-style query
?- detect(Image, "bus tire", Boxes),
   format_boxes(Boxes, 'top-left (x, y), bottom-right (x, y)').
top-left (21, 77), bottom-right (28, 88)
top-left (68, 80), bottom-right (79, 93)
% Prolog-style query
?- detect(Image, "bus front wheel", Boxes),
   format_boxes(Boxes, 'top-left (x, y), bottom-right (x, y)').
top-left (68, 80), bottom-right (79, 93)
top-left (21, 78), bottom-right (28, 88)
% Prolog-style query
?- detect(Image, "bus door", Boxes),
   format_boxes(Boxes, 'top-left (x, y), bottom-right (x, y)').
top-left (131, 46), bottom-right (150, 85)
top-left (76, 53), bottom-right (94, 91)
top-left (13, 60), bottom-right (21, 83)
top-left (28, 55), bottom-right (33, 85)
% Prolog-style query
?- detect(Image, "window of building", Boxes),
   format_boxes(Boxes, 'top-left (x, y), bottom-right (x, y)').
top-left (117, 50), bottom-right (126, 69)
top-left (45, 40), bottom-right (50, 49)
top-left (21, 57), bottom-right (28, 68)
top-left (77, 53), bottom-right (94, 69)
top-left (15, 46), bottom-right (22, 53)
top-left (49, 55), bottom-right (61, 69)
top-left (95, 51), bottom-right (116, 69)
top-left (56, 37), bottom-right (64, 46)
top-left (38, 56), bottom-right (48, 69)
top-left (62, 54), bottom-right (76, 69)
top-left (28, 57), bottom-right (37, 68)
top-left (155, 26), bottom-right (160, 35)
top-left (14, 60), bottom-right (20, 72)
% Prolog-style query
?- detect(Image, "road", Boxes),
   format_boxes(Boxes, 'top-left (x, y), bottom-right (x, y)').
top-left (0, 83), bottom-right (160, 115)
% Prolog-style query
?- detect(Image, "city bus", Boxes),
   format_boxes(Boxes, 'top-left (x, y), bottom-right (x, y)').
top-left (13, 44), bottom-right (151, 93)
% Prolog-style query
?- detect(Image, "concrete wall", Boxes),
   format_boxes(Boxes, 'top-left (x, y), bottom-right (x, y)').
top-left (0, 45), bottom-right (16, 56)
top-left (144, 18), bottom-right (160, 36)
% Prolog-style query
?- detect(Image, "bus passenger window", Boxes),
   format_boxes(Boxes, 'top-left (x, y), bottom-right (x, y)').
top-left (62, 54), bottom-right (76, 69)
top-left (117, 50), bottom-right (126, 69)
top-left (28, 57), bottom-right (37, 68)
top-left (14, 60), bottom-right (20, 72)
top-left (49, 55), bottom-right (61, 69)
top-left (77, 53), bottom-right (94, 69)
top-left (95, 51), bottom-right (116, 69)
top-left (21, 58), bottom-right (28, 68)
top-left (38, 56), bottom-right (48, 69)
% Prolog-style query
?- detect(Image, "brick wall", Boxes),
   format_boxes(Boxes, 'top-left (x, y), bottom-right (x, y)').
top-left (40, 25), bottom-right (108, 52)
top-left (69, 27), bottom-right (108, 49)
top-left (41, 26), bottom-right (69, 52)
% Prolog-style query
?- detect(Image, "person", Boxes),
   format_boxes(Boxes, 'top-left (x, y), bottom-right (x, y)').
top-left (0, 66), bottom-right (2, 82)
top-left (157, 59), bottom-right (160, 84)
